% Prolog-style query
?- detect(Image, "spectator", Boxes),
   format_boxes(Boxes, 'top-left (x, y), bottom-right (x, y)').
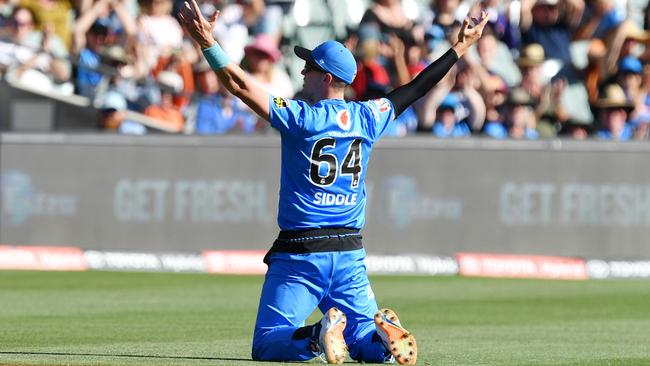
top-left (143, 70), bottom-right (185, 132)
top-left (74, 22), bottom-right (108, 97)
top-left (432, 94), bottom-right (471, 138)
top-left (451, 60), bottom-right (486, 133)
top-left (516, 43), bottom-right (568, 137)
top-left (520, 0), bottom-right (584, 82)
top-left (18, 0), bottom-right (74, 49)
top-left (574, 0), bottom-right (624, 41)
top-left (137, 0), bottom-right (183, 70)
top-left (242, 33), bottom-right (293, 98)
top-left (360, 0), bottom-right (416, 46)
top-left (0, 0), bottom-right (14, 29)
top-left (210, 0), bottom-right (249, 64)
top-left (481, 81), bottom-right (509, 139)
top-left (3, 6), bottom-right (72, 94)
top-left (630, 63), bottom-right (650, 138)
top-left (601, 20), bottom-right (650, 80)
top-left (618, 56), bottom-right (643, 103)
top-left (97, 89), bottom-right (146, 134)
top-left (558, 120), bottom-right (593, 139)
top-left (73, 0), bottom-right (137, 55)
top-left (422, 23), bottom-right (449, 60)
top-left (422, 0), bottom-right (462, 40)
top-left (594, 83), bottom-right (634, 141)
top-left (505, 87), bottom-right (539, 139)
top-left (351, 25), bottom-right (409, 101)
top-left (191, 61), bottom-right (257, 134)
top-left (482, 0), bottom-right (521, 51)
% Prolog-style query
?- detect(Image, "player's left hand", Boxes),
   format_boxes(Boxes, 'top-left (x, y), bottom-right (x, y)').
top-left (453, 10), bottom-right (489, 57)
top-left (178, 0), bottom-right (218, 50)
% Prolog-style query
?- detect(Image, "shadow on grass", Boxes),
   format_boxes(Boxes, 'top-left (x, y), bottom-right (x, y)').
top-left (0, 351), bottom-right (253, 362)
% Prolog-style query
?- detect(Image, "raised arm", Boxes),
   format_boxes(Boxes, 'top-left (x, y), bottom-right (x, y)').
top-left (386, 11), bottom-right (489, 117)
top-left (178, 0), bottom-right (270, 121)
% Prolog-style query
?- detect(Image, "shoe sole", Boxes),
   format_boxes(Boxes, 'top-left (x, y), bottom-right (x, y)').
top-left (321, 307), bottom-right (347, 364)
top-left (375, 308), bottom-right (417, 365)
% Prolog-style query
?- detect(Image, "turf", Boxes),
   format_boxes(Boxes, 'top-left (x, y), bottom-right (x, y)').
top-left (0, 271), bottom-right (649, 366)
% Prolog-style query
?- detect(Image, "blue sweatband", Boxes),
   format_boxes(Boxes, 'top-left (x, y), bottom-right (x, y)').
top-left (202, 43), bottom-right (230, 70)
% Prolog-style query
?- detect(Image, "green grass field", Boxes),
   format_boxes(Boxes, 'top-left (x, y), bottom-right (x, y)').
top-left (0, 271), bottom-right (649, 366)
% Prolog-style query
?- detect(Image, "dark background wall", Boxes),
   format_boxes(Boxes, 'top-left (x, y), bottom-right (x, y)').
top-left (2, 134), bottom-right (650, 259)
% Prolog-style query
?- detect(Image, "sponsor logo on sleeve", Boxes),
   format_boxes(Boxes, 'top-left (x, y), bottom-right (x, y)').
top-left (336, 109), bottom-right (352, 131)
top-left (273, 97), bottom-right (289, 109)
top-left (372, 98), bottom-right (391, 113)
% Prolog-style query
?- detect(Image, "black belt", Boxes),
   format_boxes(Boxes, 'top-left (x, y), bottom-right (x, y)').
top-left (264, 227), bottom-right (363, 264)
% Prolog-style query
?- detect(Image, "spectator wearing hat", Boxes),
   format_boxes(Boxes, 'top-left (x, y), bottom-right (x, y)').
top-left (505, 87), bottom-right (539, 139)
top-left (97, 89), bottom-right (146, 134)
top-left (516, 43), bottom-right (569, 137)
top-left (432, 93), bottom-right (471, 138)
top-left (625, 61), bottom-right (650, 139)
top-left (594, 83), bottom-right (634, 141)
top-left (617, 56), bottom-right (643, 103)
top-left (75, 22), bottom-right (109, 98)
top-left (242, 33), bottom-right (293, 98)
top-left (600, 20), bottom-right (650, 81)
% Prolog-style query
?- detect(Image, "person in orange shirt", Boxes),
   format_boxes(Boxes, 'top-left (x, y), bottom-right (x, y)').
top-left (143, 70), bottom-right (185, 132)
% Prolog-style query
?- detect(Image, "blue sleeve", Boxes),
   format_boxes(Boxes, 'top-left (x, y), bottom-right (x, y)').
top-left (360, 97), bottom-right (396, 141)
top-left (268, 96), bottom-right (314, 136)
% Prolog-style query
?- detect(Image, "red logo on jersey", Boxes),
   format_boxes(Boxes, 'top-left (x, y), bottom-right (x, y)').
top-left (336, 110), bottom-right (351, 131)
top-left (372, 98), bottom-right (390, 113)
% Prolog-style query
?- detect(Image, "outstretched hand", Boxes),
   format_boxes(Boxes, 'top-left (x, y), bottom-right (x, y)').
top-left (178, 0), bottom-right (218, 49)
top-left (453, 10), bottom-right (489, 57)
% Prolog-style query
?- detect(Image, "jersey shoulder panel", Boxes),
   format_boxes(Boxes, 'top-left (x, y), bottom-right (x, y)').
top-left (357, 97), bottom-right (396, 141)
top-left (269, 96), bottom-right (317, 135)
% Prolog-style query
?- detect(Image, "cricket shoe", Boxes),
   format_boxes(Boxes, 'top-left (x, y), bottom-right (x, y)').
top-left (375, 308), bottom-right (417, 365)
top-left (315, 307), bottom-right (348, 364)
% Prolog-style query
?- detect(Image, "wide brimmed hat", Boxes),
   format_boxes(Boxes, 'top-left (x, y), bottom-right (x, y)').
top-left (244, 34), bottom-right (282, 62)
top-left (594, 84), bottom-right (633, 109)
top-left (294, 40), bottom-right (357, 84)
top-left (516, 44), bottom-right (545, 67)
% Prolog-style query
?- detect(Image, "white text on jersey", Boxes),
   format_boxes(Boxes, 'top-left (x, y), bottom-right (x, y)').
top-left (313, 192), bottom-right (358, 206)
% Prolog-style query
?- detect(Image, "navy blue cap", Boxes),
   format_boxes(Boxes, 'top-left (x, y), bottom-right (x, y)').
top-left (619, 56), bottom-right (643, 74)
top-left (294, 41), bottom-right (357, 84)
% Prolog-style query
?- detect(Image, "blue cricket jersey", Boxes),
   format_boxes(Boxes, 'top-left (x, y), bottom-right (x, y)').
top-left (269, 96), bottom-right (395, 230)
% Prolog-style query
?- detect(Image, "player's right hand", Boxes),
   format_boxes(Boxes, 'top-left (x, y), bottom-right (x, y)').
top-left (178, 0), bottom-right (218, 50)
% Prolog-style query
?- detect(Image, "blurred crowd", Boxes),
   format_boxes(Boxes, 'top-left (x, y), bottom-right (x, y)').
top-left (2, 0), bottom-right (650, 140)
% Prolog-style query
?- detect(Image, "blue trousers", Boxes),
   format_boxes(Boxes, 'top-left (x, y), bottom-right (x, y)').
top-left (251, 249), bottom-right (388, 362)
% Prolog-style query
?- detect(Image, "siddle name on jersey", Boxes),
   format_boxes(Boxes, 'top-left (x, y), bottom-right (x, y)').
top-left (313, 192), bottom-right (357, 206)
